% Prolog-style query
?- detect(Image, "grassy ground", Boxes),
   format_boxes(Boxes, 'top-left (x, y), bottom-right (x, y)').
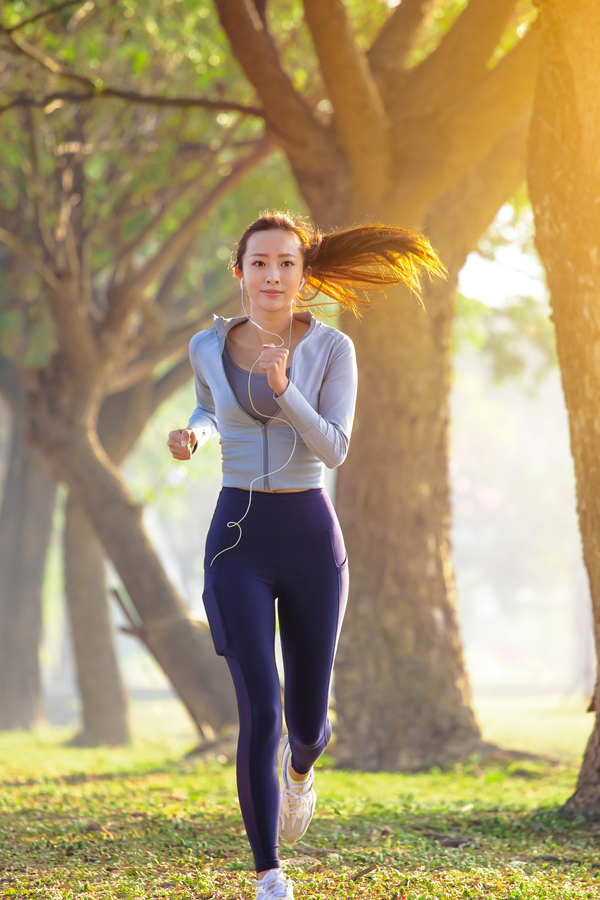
top-left (0, 696), bottom-right (598, 899)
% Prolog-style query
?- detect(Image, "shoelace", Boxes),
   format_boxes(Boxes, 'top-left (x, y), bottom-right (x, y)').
top-left (280, 791), bottom-right (312, 816)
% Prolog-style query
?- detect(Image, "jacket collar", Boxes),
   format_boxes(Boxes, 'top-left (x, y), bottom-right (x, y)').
top-left (212, 308), bottom-right (318, 338)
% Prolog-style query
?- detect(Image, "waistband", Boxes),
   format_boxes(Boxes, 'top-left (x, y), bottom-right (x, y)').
top-left (219, 487), bottom-right (325, 505)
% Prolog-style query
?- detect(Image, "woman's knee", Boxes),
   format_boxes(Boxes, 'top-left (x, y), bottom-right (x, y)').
top-left (249, 703), bottom-right (281, 745)
top-left (288, 719), bottom-right (331, 755)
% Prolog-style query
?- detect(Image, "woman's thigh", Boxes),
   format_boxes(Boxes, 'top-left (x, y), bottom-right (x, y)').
top-left (203, 487), bottom-right (278, 669)
top-left (203, 561), bottom-right (281, 704)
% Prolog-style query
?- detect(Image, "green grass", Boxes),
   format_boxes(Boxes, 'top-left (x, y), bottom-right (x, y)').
top-left (474, 696), bottom-right (593, 765)
top-left (0, 697), bottom-right (598, 899)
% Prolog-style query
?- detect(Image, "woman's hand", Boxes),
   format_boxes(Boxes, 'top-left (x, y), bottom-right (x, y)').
top-left (167, 428), bottom-right (197, 460)
top-left (258, 343), bottom-right (289, 396)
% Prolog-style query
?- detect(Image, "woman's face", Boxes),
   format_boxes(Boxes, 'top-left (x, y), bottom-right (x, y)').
top-left (238, 229), bottom-right (306, 315)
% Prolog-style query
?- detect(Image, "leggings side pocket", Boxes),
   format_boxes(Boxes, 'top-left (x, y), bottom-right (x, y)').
top-left (202, 574), bottom-right (231, 657)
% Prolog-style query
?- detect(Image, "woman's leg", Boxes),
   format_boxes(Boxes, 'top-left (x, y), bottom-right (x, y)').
top-left (276, 491), bottom-right (349, 776)
top-left (225, 652), bottom-right (281, 873)
top-left (203, 490), bottom-right (283, 873)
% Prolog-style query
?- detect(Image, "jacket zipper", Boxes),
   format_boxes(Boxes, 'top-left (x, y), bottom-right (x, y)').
top-left (218, 335), bottom-right (275, 490)
top-left (217, 320), bottom-right (312, 491)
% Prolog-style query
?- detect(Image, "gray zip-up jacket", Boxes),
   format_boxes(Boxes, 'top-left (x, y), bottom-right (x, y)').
top-left (187, 310), bottom-right (358, 490)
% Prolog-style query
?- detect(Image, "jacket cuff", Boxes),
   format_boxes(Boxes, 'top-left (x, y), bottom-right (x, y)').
top-left (188, 423), bottom-right (212, 451)
top-left (274, 381), bottom-right (319, 434)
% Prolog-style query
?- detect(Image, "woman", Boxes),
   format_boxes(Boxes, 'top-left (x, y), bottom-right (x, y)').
top-left (167, 212), bottom-right (443, 899)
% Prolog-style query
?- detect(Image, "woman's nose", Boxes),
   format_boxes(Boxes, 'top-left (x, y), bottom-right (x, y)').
top-left (265, 268), bottom-right (280, 283)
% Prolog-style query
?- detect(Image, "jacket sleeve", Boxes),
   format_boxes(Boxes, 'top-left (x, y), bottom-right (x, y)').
top-left (187, 332), bottom-right (218, 449)
top-left (274, 334), bottom-right (357, 469)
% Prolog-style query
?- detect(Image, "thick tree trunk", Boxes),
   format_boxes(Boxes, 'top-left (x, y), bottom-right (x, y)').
top-left (63, 494), bottom-right (129, 746)
top-left (527, 0), bottom-right (600, 811)
top-left (32, 410), bottom-right (237, 736)
top-left (333, 118), bottom-right (529, 770)
top-left (335, 278), bottom-right (479, 770)
top-left (0, 410), bottom-right (56, 729)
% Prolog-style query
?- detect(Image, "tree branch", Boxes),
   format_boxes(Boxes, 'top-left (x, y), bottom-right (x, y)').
top-left (99, 301), bottom-right (215, 462)
top-left (367, 0), bottom-right (434, 75)
top-left (149, 358), bottom-right (193, 413)
top-left (252, 0), bottom-right (268, 28)
top-left (108, 292), bottom-right (239, 395)
top-left (105, 138), bottom-right (273, 336)
top-left (97, 380), bottom-right (154, 464)
top-left (1, 126), bottom-right (100, 385)
top-left (89, 180), bottom-right (188, 240)
top-left (107, 325), bottom-right (197, 394)
top-left (399, 0), bottom-right (519, 119)
top-left (0, 0), bottom-right (87, 33)
top-left (149, 292), bottom-right (239, 411)
top-left (302, 0), bottom-right (390, 205)
top-left (2, 34), bottom-right (264, 118)
top-left (112, 177), bottom-right (206, 287)
top-left (109, 315), bottom-right (199, 394)
top-left (0, 89), bottom-right (264, 119)
top-left (425, 113), bottom-right (529, 274)
top-left (0, 351), bottom-right (24, 413)
top-left (0, 227), bottom-right (62, 292)
top-left (155, 244), bottom-right (197, 310)
top-left (23, 107), bottom-right (56, 256)
top-left (113, 120), bottom-right (244, 284)
top-left (438, 28), bottom-right (539, 180)
top-left (212, 0), bottom-right (331, 161)
top-left (388, 28), bottom-right (540, 220)
top-left (7, 32), bottom-right (91, 84)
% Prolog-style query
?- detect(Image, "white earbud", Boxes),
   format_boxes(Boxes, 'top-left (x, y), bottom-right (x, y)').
top-left (240, 277), bottom-right (245, 290)
top-left (300, 277), bottom-right (305, 290)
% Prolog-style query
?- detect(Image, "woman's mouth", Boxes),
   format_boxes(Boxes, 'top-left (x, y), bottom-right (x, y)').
top-left (262, 290), bottom-right (284, 297)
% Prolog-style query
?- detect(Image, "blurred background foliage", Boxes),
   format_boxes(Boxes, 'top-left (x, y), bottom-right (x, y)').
top-left (455, 189), bottom-right (557, 391)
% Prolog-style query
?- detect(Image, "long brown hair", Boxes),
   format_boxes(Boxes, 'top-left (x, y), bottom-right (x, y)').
top-left (233, 211), bottom-right (446, 316)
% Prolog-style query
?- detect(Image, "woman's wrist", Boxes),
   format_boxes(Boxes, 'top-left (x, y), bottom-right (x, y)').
top-left (188, 429), bottom-right (198, 453)
top-left (274, 377), bottom-right (290, 397)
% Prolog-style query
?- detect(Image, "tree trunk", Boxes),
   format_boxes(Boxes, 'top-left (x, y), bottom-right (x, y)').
top-left (58, 381), bottom-right (155, 747)
top-left (335, 280), bottom-right (480, 770)
top-left (59, 376), bottom-right (194, 746)
top-left (63, 494), bottom-right (129, 746)
top-left (0, 409), bottom-right (56, 729)
top-left (527, 0), bottom-right (600, 811)
top-left (334, 117), bottom-right (529, 770)
top-left (31, 408), bottom-right (237, 737)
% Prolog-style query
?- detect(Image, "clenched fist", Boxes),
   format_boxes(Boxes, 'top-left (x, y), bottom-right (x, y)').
top-left (167, 428), bottom-right (197, 460)
top-left (258, 343), bottom-right (290, 396)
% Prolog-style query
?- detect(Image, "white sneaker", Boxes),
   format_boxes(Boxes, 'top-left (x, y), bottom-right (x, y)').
top-left (253, 867), bottom-right (294, 899)
top-left (277, 735), bottom-right (317, 843)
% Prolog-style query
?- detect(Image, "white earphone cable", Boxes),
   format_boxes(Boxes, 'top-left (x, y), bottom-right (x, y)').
top-left (209, 278), bottom-right (304, 566)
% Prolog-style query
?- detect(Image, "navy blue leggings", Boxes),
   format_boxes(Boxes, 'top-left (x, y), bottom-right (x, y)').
top-left (202, 488), bottom-right (349, 872)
